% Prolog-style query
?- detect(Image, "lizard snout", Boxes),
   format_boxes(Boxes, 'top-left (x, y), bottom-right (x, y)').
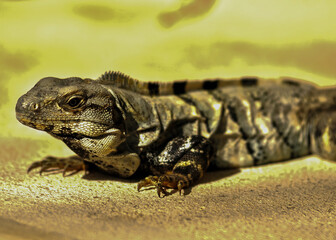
top-left (15, 95), bottom-right (51, 130)
top-left (16, 95), bottom-right (41, 114)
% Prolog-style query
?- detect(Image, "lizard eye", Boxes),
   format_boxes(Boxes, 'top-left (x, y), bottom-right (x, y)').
top-left (66, 96), bottom-right (85, 108)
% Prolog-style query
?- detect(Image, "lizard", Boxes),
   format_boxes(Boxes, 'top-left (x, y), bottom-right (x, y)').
top-left (15, 71), bottom-right (336, 197)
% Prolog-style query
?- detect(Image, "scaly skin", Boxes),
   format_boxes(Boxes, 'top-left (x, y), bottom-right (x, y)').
top-left (15, 72), bottom-right (336, 196)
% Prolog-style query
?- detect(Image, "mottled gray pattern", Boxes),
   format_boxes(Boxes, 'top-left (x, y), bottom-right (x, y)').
top-left (15, 73), bottom-right (336, 184)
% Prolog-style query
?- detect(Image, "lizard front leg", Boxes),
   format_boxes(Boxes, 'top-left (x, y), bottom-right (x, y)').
top-left (28, 152), bottom-right (141, 179)
top-left (27, 155), bottom-right (88, 176)
top-left (137, 136), bottom-right (213, 197)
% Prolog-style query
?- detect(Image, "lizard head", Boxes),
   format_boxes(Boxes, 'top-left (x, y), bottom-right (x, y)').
top-left (16, 76), bottom-right (125, 140)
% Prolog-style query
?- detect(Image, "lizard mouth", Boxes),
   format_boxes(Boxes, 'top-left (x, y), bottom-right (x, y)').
top-left (16, 112), bottom-right (56, 132)
top-left (16, 112), bottom-right (112, 138)
top-left (16, 112), bottom-right (109, 126)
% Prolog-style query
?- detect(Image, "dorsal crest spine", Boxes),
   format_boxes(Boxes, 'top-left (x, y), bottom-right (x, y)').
top-left (98, 71), bottom-right (135, 88)
top-left (97, 71), bottom-right (158, 95)
top-left (97, 71), bottom-right (308, 96)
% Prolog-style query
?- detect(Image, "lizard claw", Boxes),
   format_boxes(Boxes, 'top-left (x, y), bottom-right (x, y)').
top-left (27, 161), bottom-right (44, 174)
top-left (137, 176), bottom-right (158, 192)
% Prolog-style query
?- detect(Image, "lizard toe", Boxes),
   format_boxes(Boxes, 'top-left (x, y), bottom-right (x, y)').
top-left (137, 174), bottom-right (189, 197)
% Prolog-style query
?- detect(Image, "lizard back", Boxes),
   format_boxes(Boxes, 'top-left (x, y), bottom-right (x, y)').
top-left (96, 72), bottom-right (321, 168)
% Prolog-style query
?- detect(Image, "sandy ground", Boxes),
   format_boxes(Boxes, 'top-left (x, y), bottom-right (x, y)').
top-left (0, 137), bottom-right (335, 240)
top-left (1, 1), bottom-right (336, 239)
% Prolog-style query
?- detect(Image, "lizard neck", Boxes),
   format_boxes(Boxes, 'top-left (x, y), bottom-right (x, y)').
top-left (102, 86), bottom-right (162, 147)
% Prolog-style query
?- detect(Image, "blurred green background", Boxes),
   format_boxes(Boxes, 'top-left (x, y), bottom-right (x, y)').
top-left (1, 0), bottom-right (336, 141)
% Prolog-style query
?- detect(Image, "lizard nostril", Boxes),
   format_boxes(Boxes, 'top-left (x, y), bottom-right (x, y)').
top-left (29, 102), bottom-right (40, 111)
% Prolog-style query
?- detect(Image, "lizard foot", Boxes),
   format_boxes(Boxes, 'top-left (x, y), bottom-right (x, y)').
top-left (27, 155), bottom-right (87, 177)
top-left (137, 174), bottom-right (189, 197)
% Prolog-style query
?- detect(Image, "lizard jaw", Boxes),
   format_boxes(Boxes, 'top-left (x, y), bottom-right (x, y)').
top-left (16, 112), bottom-right (55, 132)
top-left (16, 112), bottom-right (113, 138)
